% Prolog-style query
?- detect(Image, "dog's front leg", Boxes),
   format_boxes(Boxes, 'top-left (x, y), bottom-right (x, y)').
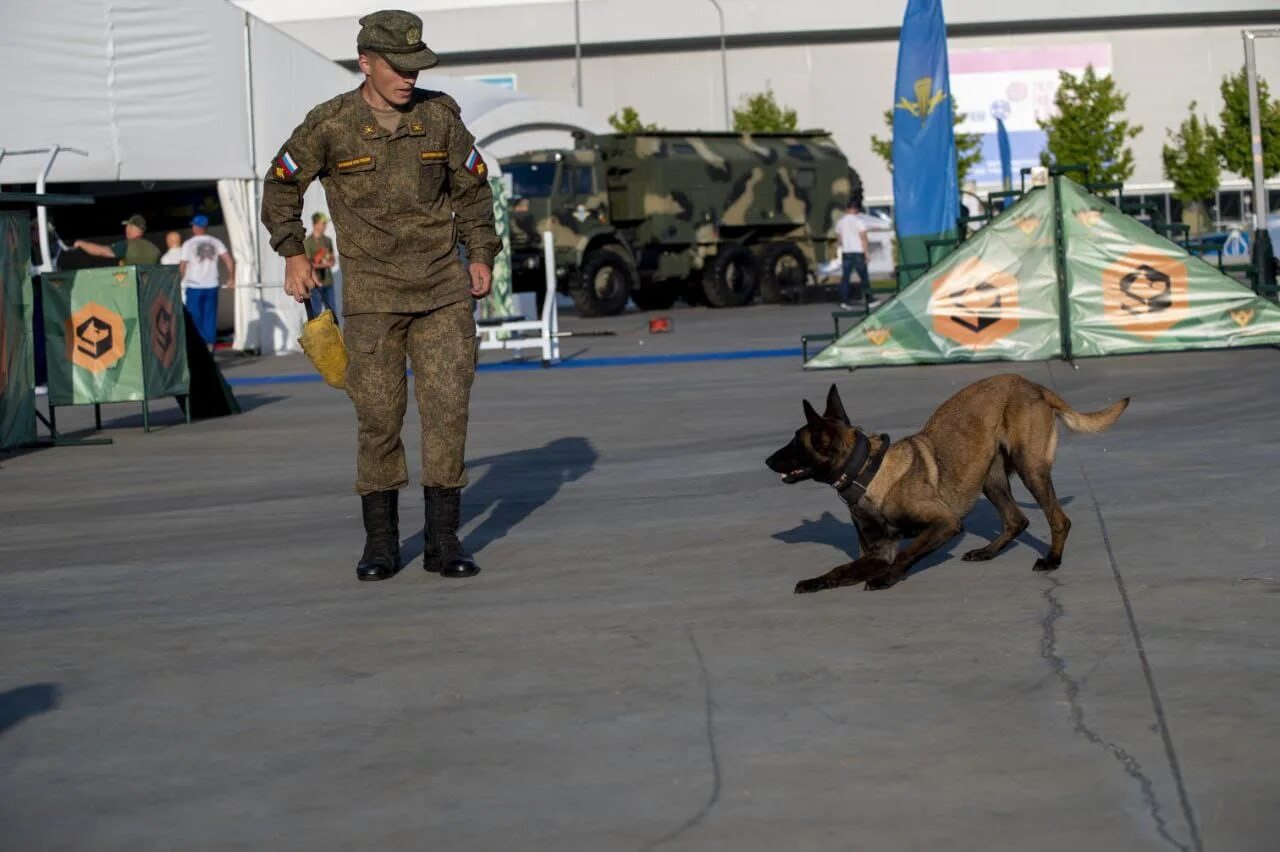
top-left (865, 516), bottom-right (962, 590)
top-left (794, 557), bottom-right (893, 594)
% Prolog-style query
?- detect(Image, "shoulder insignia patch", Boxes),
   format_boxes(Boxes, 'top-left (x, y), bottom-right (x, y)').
top-left (463, 146), bottom-right (487, 178)
top-left (272, 151), bottom-right (300, 180)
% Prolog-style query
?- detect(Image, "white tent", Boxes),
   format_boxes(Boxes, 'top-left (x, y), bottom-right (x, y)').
top-left (1, 0), bottom-right (606, 353)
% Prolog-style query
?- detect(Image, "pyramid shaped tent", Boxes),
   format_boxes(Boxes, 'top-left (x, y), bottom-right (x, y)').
top-left (806, 177), bottom-right (1280, 369)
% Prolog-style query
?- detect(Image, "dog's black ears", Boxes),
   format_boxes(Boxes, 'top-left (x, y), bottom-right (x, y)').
top-left (824, 384), bottom-right (851, 425)
top-left (803, 399), bottom-right (824, 429)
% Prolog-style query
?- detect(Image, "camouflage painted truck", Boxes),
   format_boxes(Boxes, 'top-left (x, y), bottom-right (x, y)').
top-left (500, 131), bottom-right (862, 316)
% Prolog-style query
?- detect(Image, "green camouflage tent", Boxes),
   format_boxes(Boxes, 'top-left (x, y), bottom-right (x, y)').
top-left (806, 177), bottom-right (1280, 369)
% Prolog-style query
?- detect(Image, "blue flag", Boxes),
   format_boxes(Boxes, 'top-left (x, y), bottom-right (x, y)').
top-left (891, 0), bottom-right (957, 276)
top-left (996, 117), bottom-right (1013, 192)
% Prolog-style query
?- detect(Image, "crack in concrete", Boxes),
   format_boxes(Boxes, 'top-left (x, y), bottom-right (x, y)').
top-left (640, 630), bottom-right (722, 851)
top-left (1040, 575), bottom-right (1189, 851)
top-left (1043, 362), bottom-right (1204, 852)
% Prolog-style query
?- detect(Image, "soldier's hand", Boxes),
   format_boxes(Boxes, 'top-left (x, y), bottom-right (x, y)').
top-left (284, 254), bottom-right (321, 302)
top-left (469, 263), bottom-right (493, 299)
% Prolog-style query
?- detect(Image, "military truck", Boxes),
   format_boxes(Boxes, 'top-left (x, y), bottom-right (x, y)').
top-left (501, 131), bottom-right (862, 316)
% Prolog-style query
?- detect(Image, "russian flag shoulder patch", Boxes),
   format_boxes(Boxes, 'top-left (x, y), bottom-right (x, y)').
top-left (463, 147), bottom-right (487, 178)
top-left (273, 150), bottom-right (300, 180)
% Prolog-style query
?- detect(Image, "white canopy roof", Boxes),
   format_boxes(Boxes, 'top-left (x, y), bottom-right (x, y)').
top-left (0, 0), bottom-right (606, 187)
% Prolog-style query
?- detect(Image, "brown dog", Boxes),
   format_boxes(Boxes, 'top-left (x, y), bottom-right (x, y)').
top-left (766, 374), bottom-right (1128, 594)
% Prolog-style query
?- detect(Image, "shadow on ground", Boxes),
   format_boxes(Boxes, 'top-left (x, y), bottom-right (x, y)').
top-left (773, 496), bottom-right (1075, 581)
top-left (0, 684), bottom-right (60, 740)
top-left (398, 437), bottom-right (598, 564)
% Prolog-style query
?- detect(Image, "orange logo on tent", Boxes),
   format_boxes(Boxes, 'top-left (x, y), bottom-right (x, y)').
top-left (1014, 215), bottom-right (1040, 235)
top-left (929, 257), bottom-right (1020, 348)
top-left (1076, 209), bottom-right (1103, 228)
top-left (1101, 250), bottom-right (1188, 338)
top-left (1230, 307), bottom-right (1255, 328)
top-left (149, 294), bottom-right (177, 368)
top-left (69, 302), bottom-right (126, 373)
top-left (864, 327), bottom-right (891, 346)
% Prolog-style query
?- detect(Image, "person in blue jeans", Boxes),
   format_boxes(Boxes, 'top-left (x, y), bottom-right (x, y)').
top-left (303, 212), bottom-right (339, 321)
top-left (179, 215), bottom-right (235, 349)
top-left (835, 200), bottom-right (875, 310)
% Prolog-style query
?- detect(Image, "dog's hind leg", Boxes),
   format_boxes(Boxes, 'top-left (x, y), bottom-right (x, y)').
top-left (1016, 462), bottom-right (1070, 572)
top-left (963, 454), bottom-right (1029, 562)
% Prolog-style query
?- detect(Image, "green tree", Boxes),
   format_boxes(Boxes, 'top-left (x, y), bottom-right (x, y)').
top-left (1162, 102), bottom-right (1220, 236)
top-left (607, 106), bottom-right (661, 133)
top-left (732, 88), bottom-right (798, 133)
top-left (1213, 67), bottom-right (1280, 178)
top-left (868, 100), bottom-right (984, 186)
top-left (1038, 64), bottom-right (1142, 184)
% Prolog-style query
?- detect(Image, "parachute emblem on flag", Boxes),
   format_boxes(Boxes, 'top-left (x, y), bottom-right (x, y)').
top-left (896, 77), bottom-right (947, 119)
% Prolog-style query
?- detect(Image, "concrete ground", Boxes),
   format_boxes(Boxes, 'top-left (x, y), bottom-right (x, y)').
top-left (2, 300), bottom-right (1277, 851)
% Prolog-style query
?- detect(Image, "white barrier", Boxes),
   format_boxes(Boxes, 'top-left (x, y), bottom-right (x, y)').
top-left (475, 231), bottom-right (560, 366)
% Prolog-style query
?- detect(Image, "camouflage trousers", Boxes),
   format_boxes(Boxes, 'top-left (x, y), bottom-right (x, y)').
top-left (343, 298), bottom-right (476, 495)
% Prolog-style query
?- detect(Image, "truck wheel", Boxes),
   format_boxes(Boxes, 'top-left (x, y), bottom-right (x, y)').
top-left (573, 247), bottom-right (634, 317)
top-left (759, 242), bottom-right (808, 304)
top-left (702, 244), bottom-right (760, 308)
top-left (631, 283), bottom-right (678, 311)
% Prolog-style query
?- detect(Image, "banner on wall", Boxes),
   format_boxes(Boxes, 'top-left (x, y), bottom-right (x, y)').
top-left (950, 44), bottom-right (1112, 187)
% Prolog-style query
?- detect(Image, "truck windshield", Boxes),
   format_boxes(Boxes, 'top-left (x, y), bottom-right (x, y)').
top-left (506, 162), bottom-right (558, 198)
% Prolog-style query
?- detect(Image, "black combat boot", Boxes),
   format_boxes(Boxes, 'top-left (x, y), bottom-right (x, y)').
top-left (356, 490), bottom-right (402, 581)
top-left (423, 486), bottom-right (479, 578)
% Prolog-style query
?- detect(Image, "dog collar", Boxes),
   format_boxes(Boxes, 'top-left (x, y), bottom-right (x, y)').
top-left (832, 432), bottom-right (889, 504)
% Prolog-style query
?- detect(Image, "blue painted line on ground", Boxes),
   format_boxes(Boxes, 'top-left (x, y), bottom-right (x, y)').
top-left (225, 346), bottom-right (804, 386)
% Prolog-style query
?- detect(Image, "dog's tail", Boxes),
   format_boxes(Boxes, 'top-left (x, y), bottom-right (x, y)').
top-left (1040, 388), bottom-right (1129, 434)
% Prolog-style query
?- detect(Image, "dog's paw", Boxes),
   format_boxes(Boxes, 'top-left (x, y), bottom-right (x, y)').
top-left (794, 577), bottom-right (828, 594)
top-left (864, 572), bottom-right (904, 591)
top-left (962, 547), bottom-right (996, 562)
top-left (1032, 557), bottom-right (1060, 572)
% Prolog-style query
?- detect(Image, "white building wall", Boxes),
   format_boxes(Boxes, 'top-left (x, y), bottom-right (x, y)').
top-left (440, 25), bottom-right (1280, 201)
top-left (239, 0), bottom-right (1280, 203)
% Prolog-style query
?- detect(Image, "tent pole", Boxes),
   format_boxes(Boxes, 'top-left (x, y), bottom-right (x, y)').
top-left (243, 13), bottom-right (261, 271)
top-left (1051, 174), bottom-right (1074, 364)
top-left (243, 12), bottom-right (264, 352)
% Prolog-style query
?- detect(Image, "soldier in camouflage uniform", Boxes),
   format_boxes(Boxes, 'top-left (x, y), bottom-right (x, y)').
top-left (261, 9), bottom-right (500, 582)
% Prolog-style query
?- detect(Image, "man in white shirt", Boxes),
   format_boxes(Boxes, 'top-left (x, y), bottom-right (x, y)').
top-left (179, 215), bottom-right (235, 348)
top-left (835, 200), bottom-right (875, 310)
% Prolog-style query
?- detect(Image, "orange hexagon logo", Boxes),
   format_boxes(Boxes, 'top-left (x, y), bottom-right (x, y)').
top-left (68, 302), bottom-right (126, 373)
top-left (929, 257), bottom-right (1020, 348)
top-left (1101, 249), bottom-right (1187, 338)
top-left (149, 293), bottom-right (178, 368)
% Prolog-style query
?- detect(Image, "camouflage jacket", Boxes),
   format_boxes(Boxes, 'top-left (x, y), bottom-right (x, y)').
top-left (261, 87), bottom-right (500, 315)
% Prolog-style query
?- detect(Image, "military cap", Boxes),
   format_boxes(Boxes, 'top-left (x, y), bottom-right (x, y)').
top-left (357, 10), bottom-right (439, 72)
top-left (121, 214), bottom-right (147, 230)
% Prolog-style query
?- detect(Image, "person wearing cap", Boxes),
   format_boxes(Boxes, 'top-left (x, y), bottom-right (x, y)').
top-left (72, 215), bottom-right (162, 266)
top-left (303, 211), bottom-right (338, 318)
top-left (179, 215), bottom-right (235, 349)
top-left (262, 9), bottom-right (500, 584)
